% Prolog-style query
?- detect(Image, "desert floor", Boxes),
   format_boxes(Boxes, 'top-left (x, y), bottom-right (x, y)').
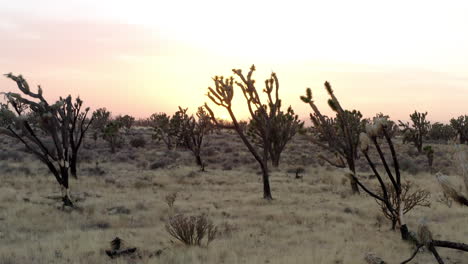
top-left (0, 129), bottom-right (466, 264)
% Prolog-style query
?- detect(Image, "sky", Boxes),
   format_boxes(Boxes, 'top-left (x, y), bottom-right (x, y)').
top-left (0, 0), bottom-right (467, 123)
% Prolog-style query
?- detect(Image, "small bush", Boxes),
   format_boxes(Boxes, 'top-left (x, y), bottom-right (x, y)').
top-left (130, 136), bottom-right (146, 148)
top-left (399, 156), bottom-right (420, 175)
top-left (166, 213), bottom-right (217, 246)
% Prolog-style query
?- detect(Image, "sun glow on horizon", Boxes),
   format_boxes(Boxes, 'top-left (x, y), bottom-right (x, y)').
top-left (0, 1), bottom-right (468, 122)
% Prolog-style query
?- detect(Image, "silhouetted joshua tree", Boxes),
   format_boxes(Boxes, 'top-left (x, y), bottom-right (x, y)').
top-left (206, 65), bottom-right (289, 200)
top-left (0, 73), bottom-right (93, 207)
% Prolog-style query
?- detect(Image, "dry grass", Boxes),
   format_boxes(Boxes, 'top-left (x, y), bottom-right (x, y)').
top-left (0, 131), bottom-right (466, 263)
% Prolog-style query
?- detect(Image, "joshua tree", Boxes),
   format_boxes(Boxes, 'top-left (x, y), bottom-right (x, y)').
top-left (247, 105), bottom-right (303, 167)
top-left (178, 106), bottom-right (212, 171)
top-left (428, 122), bottom-right (457, 143)
top-left (150, 110), bottom-right (186, 150)
top-left (205, 65), bottom-right (284, 200)
top-left (91, 107), bottom-right (111, 142)
top-left (398, 111), bottom-right (430, 153)
top-left (115, 114), bottom-right (135, 131)
top-left (0, 74), bottom-right (93, 207)
top-left (450, 115), bottom-right (468, 144)
top-left (102, 120), bottom-right (124, 153)
top-left (300, 82), bottom-right (365, 194)
top-left (423, 145), bottom-right (434, 173)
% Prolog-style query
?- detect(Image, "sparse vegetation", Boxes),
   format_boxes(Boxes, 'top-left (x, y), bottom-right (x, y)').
top-left (166, 213), bottom-right (218, 247)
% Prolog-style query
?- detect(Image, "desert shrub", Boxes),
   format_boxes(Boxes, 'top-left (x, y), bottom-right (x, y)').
top-left (150, 159), bottom-right (171, 170)
top-left (129, 136), bottom-right (146, 148)
top-left (376, 181), bottom-right (430, 223)
top-left (399, 156), bottom-right (420, 175)
top-left (166, 213), bottom-right (217, 246)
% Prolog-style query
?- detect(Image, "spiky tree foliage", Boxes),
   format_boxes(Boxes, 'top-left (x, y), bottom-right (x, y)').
top-left (179, 106), bottom-right (212, 171)
top-left (398, 111), bottom-right (430, 153)
top-left (115, 114), bottom-right (135, 131)
top-left (247, 105), bottom-right (303, 167)
top-left (300, 82), bottom-right (365, 194)
top-left (150, 113), bottom-right (174, 149)
top-left (428, 122), bottom-right (457, 143)
top-left (206, 65), bottom-right (282, 200)
top-left (0, 74), bottom-right (93, 207)
top-left (102, 120), bottom-right (124, 153)
top-left (91, 107), bottom-right (111, 142)
top-left (450, 115), bottom-right (468, 144)
top-left (150, 110), bottom-right (186, 150)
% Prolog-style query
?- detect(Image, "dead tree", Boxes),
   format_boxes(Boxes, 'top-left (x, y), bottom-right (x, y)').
top-left (206, 65), bottom-right (280, 200)
top-left (301, 82), bottom-right (364, 193)
top-left (0, 74), bottom-right (93, 207)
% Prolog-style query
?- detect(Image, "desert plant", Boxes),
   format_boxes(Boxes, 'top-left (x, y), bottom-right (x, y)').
top-left (102, 120), bottom-right (124, 153)
top-left (129, 136), bottom-right (146, 148)
top-left (206, 65), bottom-right (286, 200)
top-left (358, 117), bottom-right (410, 233)
top-left (115, 114), bottom-right (135, 132)
top-left (0, 74), bottom-right (94, 207)
top-left (150, 111), bottom-right (186, 150)
top-left (428, 122), bottom-right (456, 143)
top-left (423, 145), bottom-right (434, 173)
top-left (247, 105), bottom-right (303, 167)
top-left (375, 181), bottom-right (430, 225)
top-left (166, 213), bottom-right (217, 246)
top-left (178, 106), bottom-right (212, 171)
top-left (398, 111), bottom-right (430, 153)
top-left (165, 192), bottom-right (177, 209)
top-left (450, 115), bottom-right (468, 144)
top-left (91, 107), bottom-right (111, 141)
top-left (300, 82), bottom-right (365, 194)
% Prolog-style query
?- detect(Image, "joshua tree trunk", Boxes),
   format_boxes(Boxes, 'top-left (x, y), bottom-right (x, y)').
top-left (271, 153), bottom-right (280, 168)
top-left (195, 154), bottom-right (205, 171)
top-left (59, 168), bottom-right (73, 207)
top-left (261, 164), bottom-right (272, 200)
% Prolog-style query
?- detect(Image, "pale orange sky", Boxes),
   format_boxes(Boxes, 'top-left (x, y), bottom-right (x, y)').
top-left (1, 1), bottom-right (467, 123)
